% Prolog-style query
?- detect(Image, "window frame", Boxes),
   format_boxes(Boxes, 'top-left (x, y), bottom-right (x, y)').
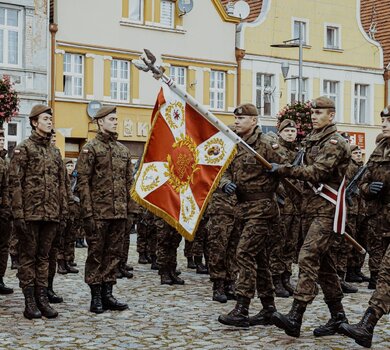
top-left (322, 79), bottom-right (341, 121)
top-left (324, 23), bottom-right (341, 50)
top-left (170, 66), bottom-right (187, 91)
top-left (209, 70), bottom-right (226, 111)
top-left (63, 53), bottom-right (84, 98)
top-left (110, 58), bottom-right (131, 103)
top-left (128, 0), bottom-right (144, 23)
top-left (255, 73), bottom-right (275, 117)
top-left (353, 83), bottom-right (369, 125)
top-left (160, 0), bottom-right (175, 28)
top-left (292, 17), bottom-right (309, 45)
top-left (290, 77), bottom-right (309, 103)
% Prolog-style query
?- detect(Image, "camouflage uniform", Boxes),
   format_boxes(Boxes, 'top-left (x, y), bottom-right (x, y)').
top-left (137, 209), bottom-right (157, 258)
top-left (77, 130), bottom-right (133, 286)
top-left (9, 131), bottom-right (67, 289)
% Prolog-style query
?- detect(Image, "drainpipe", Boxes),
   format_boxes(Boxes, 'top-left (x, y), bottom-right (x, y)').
top-left (49, 23), bottom-right (58, 125)
top-left (235, 48), bottom-right (246, 105)
top-left (384, 69), bottom-right (390, 107)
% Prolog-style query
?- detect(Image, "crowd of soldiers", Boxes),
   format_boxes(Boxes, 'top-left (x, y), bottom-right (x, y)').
top-left (0, 96), bottom-right (388, 348)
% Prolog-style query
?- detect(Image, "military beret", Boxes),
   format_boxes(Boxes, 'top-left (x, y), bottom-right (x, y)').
top-left (233, 103), bottom-right (258, 117)
top-left (311, 96), bottom-right (335, 109)
top-left (29, 104), bottom-right (52, 119)
top-left (380, 105), bottom-right (390, 117)
top-left (94, 106), bottom-right (116, 120)
top-left (64, 158), bottom-right (74, 165)
top-left (350, 144), bottom-right (360, 152)
top-left (279, 119), bottom-right (297, 132)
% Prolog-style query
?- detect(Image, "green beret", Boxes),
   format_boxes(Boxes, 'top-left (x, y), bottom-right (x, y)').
top-left (94, 106), bottom-right (116, 120)
top-left (380, 105), bottom-right (390, 117)
top-left (279, 119), bottom-right (297, 132)
top-left (29, 104), bottom-right (52, 119)
top-left (350, 144), bottom-right (360, 152)
top-left (234, 103), bottom-right (258, 117)
top-left (64, 158), bottom-right (74, 165)
top-left (311, 96), bottom-right (335, 109)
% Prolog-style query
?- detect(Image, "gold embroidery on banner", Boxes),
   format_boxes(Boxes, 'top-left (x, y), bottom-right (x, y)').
top-left (204, 138), bottom-right (226, 164)
top-left (140, 164), bottom-right (160, 192)
top-left (181, 195), bottom-right (196, 223)
top-left (165, 101), bottom-right (185, 130)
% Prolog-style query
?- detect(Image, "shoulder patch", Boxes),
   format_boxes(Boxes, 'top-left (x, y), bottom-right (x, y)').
top-left (272, 143), bottom-right (279, 150)
top-left (14, 149), bottom-right (21, 154)
top-left (330, 139), bottom-right (338, 145)
top-left (82, 149), bottom-right (89, 154)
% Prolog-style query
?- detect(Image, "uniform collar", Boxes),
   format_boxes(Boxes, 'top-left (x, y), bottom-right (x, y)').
top-left (96, 130), bottom-right (118, 143)
top-left (278, 136), bottom-right (296, 150)
top-left (242, 125), bottom-right (262, 144)
top-left (306, 123), bottom-right (337, 142)
top-left (29, 130), bottom-right (52, 146)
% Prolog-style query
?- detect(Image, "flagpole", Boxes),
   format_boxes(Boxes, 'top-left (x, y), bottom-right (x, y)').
top-left (133, 49), bottom-right (365, 255)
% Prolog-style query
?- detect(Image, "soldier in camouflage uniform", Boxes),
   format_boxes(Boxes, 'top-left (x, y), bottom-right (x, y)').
top-left (77, 106), bottom-right (132, 313)
top-left (218, 103), bottom-right (284, 328)
top-left (0, 130), bottom-right (13, 295)
top-left (338, 106), bottom-right (390, 348)
top-left (184, 218), bottom-right (208, 274)
top-left (137, 209), bottom-right (158, 269)
top-left (9, 104), bottom-right (67, 319)
top-left (269, 97), bottom-right (351, 338)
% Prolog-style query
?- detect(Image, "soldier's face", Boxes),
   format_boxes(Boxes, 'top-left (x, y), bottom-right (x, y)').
top-left (279, 127), bottom-right (297, 142)
top-left (234, 115), bottom-right (257, 137)
top-left (351, 149), bottom-right (362, 162)
top-left (0, 137), bottom-right (4, 151)
top-left (66, 162), bottom-right (75, 175)
top-left (99, 113), bottom-right (118, 133)
top-left (311, 108), bottom-right (334, 130)
top-left (382, 116), bottom-right (390, 138)
top-left (34, 113), bottom-right (53, 135)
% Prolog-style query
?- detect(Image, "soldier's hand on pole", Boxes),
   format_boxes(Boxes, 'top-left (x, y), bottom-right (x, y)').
top-left (223, 182), bottom-right (237, 195)
top-left (14, 218), bottom-right (27, 234)
top-left (369, 181), bottom-right (384, 195)
top-left (266, 163), bottom-right (280, 174)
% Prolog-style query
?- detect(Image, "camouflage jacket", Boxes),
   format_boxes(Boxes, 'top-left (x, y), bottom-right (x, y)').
top-left (360, 138), bottom-right (390, 236)
top-left (206, 188), bottom-right (237, 216)
top-left (278, 124), bottom-right (350, 218)
top-left (9, 131), bottom-right (67, 222)
top-left (0, 156), bottom-right (10, 218)
top-left (220, 126), bottom-right (284, 218)
top-left (77, 131), bottom-right (133, 220)
top-left (345, 159), bottom-right (361, 216)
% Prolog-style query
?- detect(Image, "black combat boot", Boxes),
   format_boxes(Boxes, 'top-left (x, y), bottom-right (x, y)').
top-left (271, 299), bottom-right (307, 337)
top-left (57, 259), bottom-right (68, 274)
top-left (273, 275), bottom-right (290, 298)
top-left (346, 267), bottom-right (363, 283)
top-left (150, 255), bottom-right (158, 270)
top-left (65, 261), bottom-right (79, 274)
top-left (47, 276), bottom-right (63, 303)
top-left (69, 260), bottom-right (77, 267)
top-left (339, 307), bottom-right (382, 348)
top-left (338, 271), bottom-right (358, 293)
top-left (367, 272), bottom-right (378, 290)
top-left (224, 281), bottom-right (237, 300)
top-left (89, 284), bottom-right (104, 314)
top-left (0, 277), bottom-right (13, 294)
top-left (160, 269), bottom-right (174, 285)
top-left (249, 297), bottom-right (276, 326)
top-left (10, 254), bottom-right (19, 270)
top-left (124, 263), bottom-right (134, 271)
top-left (313, 301), bottom-right (348, 337)
top-left (35, 286), bottom-right (58, 318)
top-left (218, 295), bottom-right (250, 327)
top-left (355, 267), bottom-right (370, 282)
top-left (186, 256), bottom-right (196, 269)
top-left (281, 271), bottom-right (295, 296)
top-left (194, 256), bottom-right (208, 274)
top-left (101, 283), bottom-right (128, 311)
top-left (75, 239), bottom-right (84, 248)
top-left (138, 252), bottom-right (149, 264)
top-left (119, 264), bottom-right (133, 279)
top-left (22, 287), bottom-right (42, 319)
top-left (212, 280), bottom-right (227, 303)
top-left (170, 267), bottom-right (185, 285)
top-left (81, 239), bottom-right (88, 248)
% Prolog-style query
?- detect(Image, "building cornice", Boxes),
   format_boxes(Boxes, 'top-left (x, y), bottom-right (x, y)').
top-left (161, 54), bottom-right (237, 69)
top-left (57, 41), bottom-right (142, 56)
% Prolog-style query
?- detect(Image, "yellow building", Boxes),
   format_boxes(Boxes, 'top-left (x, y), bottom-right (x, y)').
top-left (236, 0), bottom-right (384, 156)
top-left (51, 0), bottom-right (239, 158)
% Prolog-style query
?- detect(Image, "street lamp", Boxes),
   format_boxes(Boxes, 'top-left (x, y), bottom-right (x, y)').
top-left (271, 22), bottom-right (304, 102)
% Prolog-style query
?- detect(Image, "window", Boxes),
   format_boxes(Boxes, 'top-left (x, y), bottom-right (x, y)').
top-left (160, 0), bottom-right (174, 27)
top-left (326, 26), bottom-right (340, 49)
top-left (170, 66), bottom-right (186, 90)
top-left (63, 53), bottom-right (84, 97)
top-left (210, 71), bottom-right (225, 110)
top-left (354, 84), bottom-right (369, 124)
top-left (290, 78), bottom-right (308, 103)
top-left (0, 7), bottom-right (21, 66)
top-left (129, 0), bottom-right (143, 22)
top-left (110, 59), bottom-right (130, 102)
top-left (293, 20), bottom-right (307, 45)
top-left (256, 73), bottom-right (274, 116)
top-left (323, 80), bottom-right (340, 121)
top-left (7, 123), bottom-right (17, 136)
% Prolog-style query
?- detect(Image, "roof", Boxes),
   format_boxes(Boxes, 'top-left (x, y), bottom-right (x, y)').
top-left (220, 0), bottom-right (263, 23)
top-left (361, 0), bottom-right (390, 67)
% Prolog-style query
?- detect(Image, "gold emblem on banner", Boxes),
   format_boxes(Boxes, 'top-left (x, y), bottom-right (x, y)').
top-left (165, 101), bottom-right (185, 130)
top-left (204, 138), bottom-right (225, 164)
top-left (140, 164), bottom-right (160, 192)
top-left (181, 195), bottom-right (196, 224)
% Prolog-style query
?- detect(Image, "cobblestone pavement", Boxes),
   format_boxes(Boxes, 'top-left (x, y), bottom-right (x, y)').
top-left (0, 235), bottom-right (389, 350)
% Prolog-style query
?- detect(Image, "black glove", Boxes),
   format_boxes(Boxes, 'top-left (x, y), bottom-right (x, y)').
top-left (14, 218), bottom-right (27, 234)
top-left (266, 163), bottom-right (280, 173)
top-left (369, 182), bottom-right (384, 195)
top-left (223, 182), bottom-right (237, 195)
top-left (83, 217), bottom-right (96, 234)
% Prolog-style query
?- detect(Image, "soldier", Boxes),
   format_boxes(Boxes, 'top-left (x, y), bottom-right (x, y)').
top-left (137, 209), bottom-right (158, 269)
top-left (268, 96), bottom-right (350, 338)
top-left (338, 108), bottom-right (390, 348)
top-left (184, 219), bottom-right (208, 274)
top-left (77, 105), bottom-right (132, 314)
top-left (9, 104), bottom-right (67, 319)
top-left (0, 130), bottom-right (12, 295)
top-left (218, 103), bottom-right (284, 328)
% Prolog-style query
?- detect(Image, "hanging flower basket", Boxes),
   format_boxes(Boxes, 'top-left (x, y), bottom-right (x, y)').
top-left (276, 100), bottom-right (313, 140)
top-left (0, 75), bottom-right (20, 129)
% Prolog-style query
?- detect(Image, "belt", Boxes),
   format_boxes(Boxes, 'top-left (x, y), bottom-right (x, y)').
top-left (236, 192), bottom-right (275, 202)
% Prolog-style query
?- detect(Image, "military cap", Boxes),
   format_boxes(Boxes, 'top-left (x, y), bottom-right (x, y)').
top-left (29, 104), bottom-right (52, 119)
top-left (350, 144), bottom-right (360, 152)
top-left (311, 96), bottom-right (335, 109)
top-left (64, 158), bottom-right (74, 165)
top-left (279, 119), bottom-right (297, 132)
top-left (233, 103), bottom-right (258, 117)
top-left (94, 106), bottom-right (116, 120)
top-left (380, 105), bottom-right (390, 117)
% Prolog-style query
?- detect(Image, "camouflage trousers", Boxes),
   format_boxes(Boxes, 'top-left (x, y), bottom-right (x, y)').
top-left (137, 219), bottom-right (157, 256)
top-left (184, 216), bottom-right (208, 258)
top-left (207, 213), bottom-right (239, 282)
top-left (0, 218), bottom-right (11, 276)
top-left (156, 219), bottom-right (181, 271)
top-left (48, 228), bottom-right (61, 278)
top-left (120, 216), bottom-right (135, 266)
top-left (8, 222), bottom-right (18, 257)
top-left (369, 238), bottom-right (390, 314)
top-left (57, 220), bottom-right (78, 262)
top-left (347, 214), bottom-right (367, 269)
top-left (17, 221), bottom-right (58, 288)
top-left (367, 216), bottom-right (385, 274)
top-left (294, 216), bottom-right (343, 304)
top-left (84, 219), bottom-right (126, 285)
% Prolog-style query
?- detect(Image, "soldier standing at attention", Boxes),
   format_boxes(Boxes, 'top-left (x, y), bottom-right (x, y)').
top-left (77, 106), bottom-right (132, 314)
top-left (269, 97), bottom-right (351, 338)
top-left (338, 106), bottom-right (390, 348)
top-left (9, 105), bottom-right (67, 319)
top-left (218, 103), bottom-right (284, 328)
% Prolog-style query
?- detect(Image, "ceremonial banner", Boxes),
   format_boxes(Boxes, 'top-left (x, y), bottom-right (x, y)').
top-left (131, 84), bottom-right (237, 241)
